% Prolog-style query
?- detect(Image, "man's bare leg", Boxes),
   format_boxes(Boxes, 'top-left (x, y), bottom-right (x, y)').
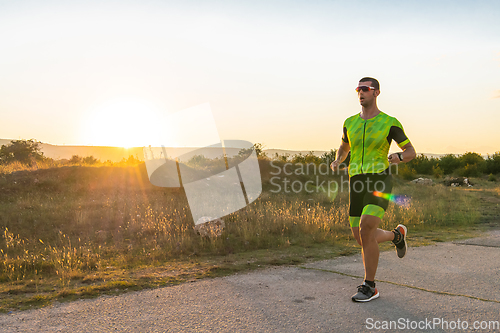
top-left (359, 214), bottom-right (382, 281)
top-left (351, 226), bottom-right (394, 246)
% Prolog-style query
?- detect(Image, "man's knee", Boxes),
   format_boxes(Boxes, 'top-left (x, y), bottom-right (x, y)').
top-left (359, 227), bottom-right (372, 243)
top-left (359, 215), bottom-right (380, 241)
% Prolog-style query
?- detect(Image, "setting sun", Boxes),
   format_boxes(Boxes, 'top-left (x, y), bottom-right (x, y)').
top-left (81, 97), bottom-right (169, 148)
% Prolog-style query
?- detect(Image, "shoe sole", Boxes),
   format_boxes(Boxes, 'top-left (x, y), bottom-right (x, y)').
top-left (396, 224), bottom-right (407, 258)
top-left (352, 289), bottom-right (380, 302)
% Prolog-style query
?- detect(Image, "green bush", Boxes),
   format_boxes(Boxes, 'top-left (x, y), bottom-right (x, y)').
top-left (291, 152), bottom-right (321, 165)
top-left (432, 165), bottom-right (444, 179)
top-left (273, 153), bottom-right (290, 162)
top-left (69, 155), bottom-right (82, 164)
top-left (407, 154), bottom-right (438, 175)
top-left (83, 156), bottom-right (99, 165)
top-left (396, 163), bottom-right (417, 180)
top-left (460, 152), bottom-right (485, 167)
top-left (488, 173), bottom-right (497, 182)
top-left (457, 163), bottom-right (482, 177)
top-left (485, 152), bottom-right (500, 174)
top-left (320, 149), bottom-right (336, 165)
top-left (0, 139), bottom-right (46, 165)
top-left (439, 154), bottom-right (461, 174)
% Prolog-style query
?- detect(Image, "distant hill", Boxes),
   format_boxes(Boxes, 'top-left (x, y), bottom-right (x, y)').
top-left (263, 149), bottom-right (450, 159)
top-left (39, 144), bottom-right (243, 163)
top-left (264, 149), bottom-right (329, 158)
top-left (0, 139), bottom-right (484, 162)
top-left (0, 139), bottom-right (12, 147)
top-left (0, 139), bottom-right (244, 162)
top-left (0, 139), bottom-right (142, 162)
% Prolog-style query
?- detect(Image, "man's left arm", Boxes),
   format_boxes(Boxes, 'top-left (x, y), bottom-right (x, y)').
top-left (388, 142), bottom-right (416, 165)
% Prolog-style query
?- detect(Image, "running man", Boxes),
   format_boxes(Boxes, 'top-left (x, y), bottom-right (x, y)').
top-left (330, 77), bottom-right (416, 302)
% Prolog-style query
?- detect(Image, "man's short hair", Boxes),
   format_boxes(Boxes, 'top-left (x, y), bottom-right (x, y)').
top-left (359, 77), bottom-right (380, 90)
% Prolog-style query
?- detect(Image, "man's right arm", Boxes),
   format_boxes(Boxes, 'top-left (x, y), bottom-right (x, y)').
top-left (330, 140), bottom-right (350, 171)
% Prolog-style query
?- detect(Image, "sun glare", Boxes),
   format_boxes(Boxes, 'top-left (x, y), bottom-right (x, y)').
top-left (82, 97), bottom-right (172, 148)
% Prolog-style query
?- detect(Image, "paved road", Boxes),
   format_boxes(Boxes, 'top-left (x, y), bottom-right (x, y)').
top-left (1, 232), bottom-right (499, 332)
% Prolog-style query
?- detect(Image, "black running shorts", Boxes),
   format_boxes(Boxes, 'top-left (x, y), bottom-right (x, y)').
top-left (349, 169), bottom-right (393, 227)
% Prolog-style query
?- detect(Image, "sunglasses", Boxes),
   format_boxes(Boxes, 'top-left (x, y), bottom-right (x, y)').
top-left (355, 86), bottom-right (376, 92)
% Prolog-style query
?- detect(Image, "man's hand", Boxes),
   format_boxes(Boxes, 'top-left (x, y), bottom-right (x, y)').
top-left (330, 160), bottom-right (341, 171)
top-left (388, 153), bottom-right (402, 165)
top-left (331, 142), bottom-right (349, 172)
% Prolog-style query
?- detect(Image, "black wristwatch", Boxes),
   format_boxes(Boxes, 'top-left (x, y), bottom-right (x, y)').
top-left (397, 152), bottom-right (403, 162)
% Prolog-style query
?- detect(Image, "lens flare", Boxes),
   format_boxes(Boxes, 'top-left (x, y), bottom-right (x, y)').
top-left (373, 191), bottom-right (411, 207)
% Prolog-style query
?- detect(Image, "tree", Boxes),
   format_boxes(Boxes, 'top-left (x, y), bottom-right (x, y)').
top-left (69, 155), bottom-right (83, 164)
top-left (238, 143), bottom-right (267, 159)
top-left (406, 154), bottom-right (437, 175)
top-left (291, 151), bottom-right (322, 165)
top-left (485, 152), bottom-right (500, 175)
top-left (0, 139), bottom-right (45, 165)
top-left (273, 152), bottom-right (290, 162)
top-left (459, 152), bottom-right (484, 168)
top-left (187, 154), bottom-right (210, 167)
top-left (457, 152), bottom-right (485, 177)
top-left (83, 156), bottom-right (99, 165)
top-left (252, 143), bottom-right (267, 158)
top-left (124, 155), bottom-right (141, 165)
top-left (438, 154), bottom-right (461, 175)
top-left (320, 149), bottom-right (337, 165)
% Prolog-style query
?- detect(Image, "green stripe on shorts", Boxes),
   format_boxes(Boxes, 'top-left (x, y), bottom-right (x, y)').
top-left (361, 204), bottom-right (386, 219)
top-left (349, 216), bottom-right (361, 228)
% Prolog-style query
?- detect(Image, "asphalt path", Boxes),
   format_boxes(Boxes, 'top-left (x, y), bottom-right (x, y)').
top-left (1, 231), bottom-right (499, 332)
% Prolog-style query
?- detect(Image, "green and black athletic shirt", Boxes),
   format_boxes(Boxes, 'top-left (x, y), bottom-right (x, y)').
top-left (342, 111), bottom-right (410, 177)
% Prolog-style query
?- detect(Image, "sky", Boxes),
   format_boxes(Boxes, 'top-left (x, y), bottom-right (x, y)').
top-left (0, 0), bottom-right (499, 154)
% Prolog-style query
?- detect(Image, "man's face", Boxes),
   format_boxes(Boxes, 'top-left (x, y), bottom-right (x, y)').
top-left (357, 81), bottom-right (378, 107)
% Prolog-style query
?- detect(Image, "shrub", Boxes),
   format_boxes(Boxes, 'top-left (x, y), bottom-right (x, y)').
top-left (83, 156), bottom-right (99, 165)
top-left (251, 143), bottom-right (267, 158)
top-left (291, 152), bottom-right (321, 165)
top-left (320, 150), bottom-right (350, 169)
top-left (439, 154), bottom-right (461, 174)
top-left (273, 153), bottom-right (290, 162)
top-left (0, 139), bottom-right (45, 165)
top-left (320, 149), bottom-right (336, 165)
top-left (396, 163), bottom-right (417, 180)
top-left (69, 155), bottom-right (83, 164)
top-left (407, 154), bottom-right (437, 175)
top-left (488, 173), bottom-right (497, 182)
top-left (304, 152), bottom-right (322, 165)
top-left (432, 165), bottom-right (443, 179)
top-left (460, 152), bottom-right (485, 167)
top-left (237, 143), bottom-right (267, 159)
top-left (457, 164), bottom-right (482, 178)
top-left (116, 155), bottom-right (141, 166)
top-left (485, 152), bottom-right (500, 175)
top-left (454, 152), bottom-right (485, 177)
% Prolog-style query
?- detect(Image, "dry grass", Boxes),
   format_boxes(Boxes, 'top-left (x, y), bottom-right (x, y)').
top-left (0, 161), bottom-right (488, 311)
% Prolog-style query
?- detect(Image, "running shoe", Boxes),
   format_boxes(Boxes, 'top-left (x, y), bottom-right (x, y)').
top-left (393, 224), bottom-right (407, 258)
top-left (351, 283), bottom-right (379, 302)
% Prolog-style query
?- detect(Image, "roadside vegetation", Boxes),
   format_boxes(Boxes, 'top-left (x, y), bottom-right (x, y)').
top-left (396, 151), bottom-right (500, 181)
top-left (0, 139), bottom-right (142, 175)
top-left (0, 140), bottom-right (499, 312)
